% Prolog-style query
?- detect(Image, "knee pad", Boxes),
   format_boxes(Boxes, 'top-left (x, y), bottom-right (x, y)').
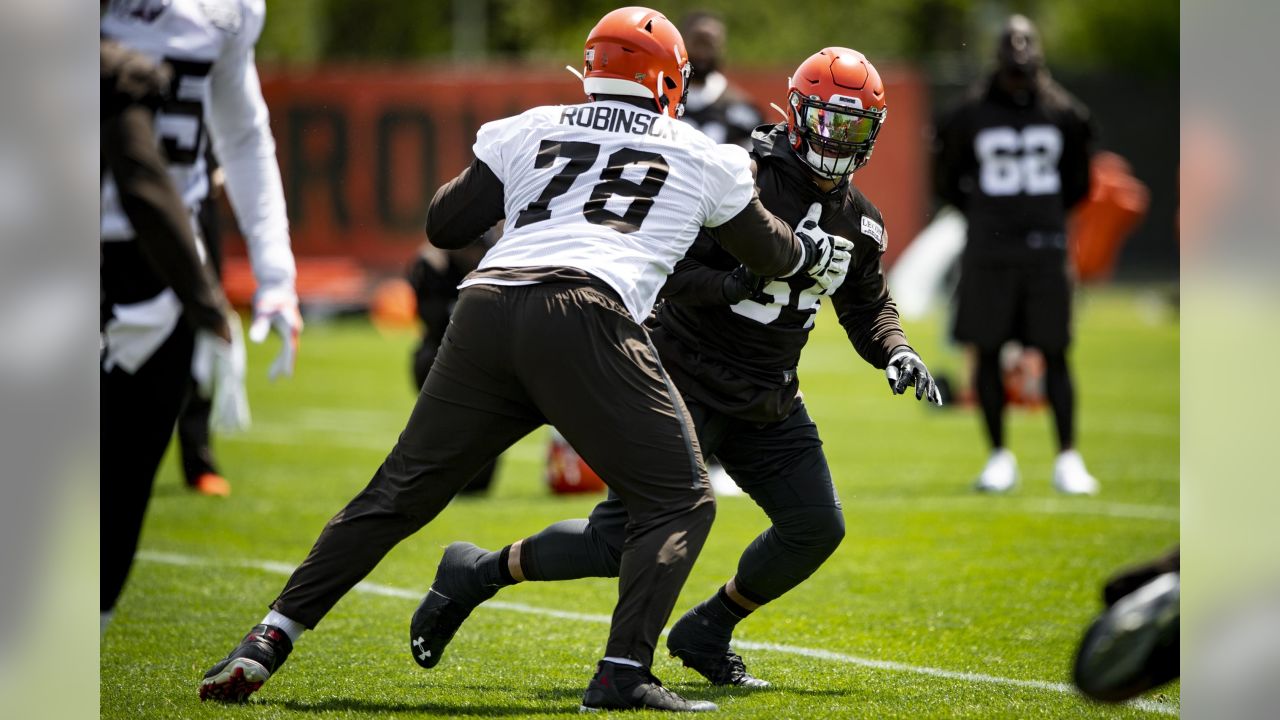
top-left (775, 505), bottom-right (845, 555)
top-left (808, 506), bottom-right (846, 555)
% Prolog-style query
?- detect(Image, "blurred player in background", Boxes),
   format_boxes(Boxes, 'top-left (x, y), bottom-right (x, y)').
top-left (100, 37), bottom-right (237, 628)
top-left (679, 10), bottom-right (761, 149)
top-left (177, 148), bottom-right (231, 497)
top-left (100, 0), bottom-right (301, 623)
top-left (933, 14), bottom-right (1097, 494)
top-left (411, 47), bottom-right (942, 690)
top-left (200, 7), bottom-right (851, 712)
top-left (407, 230), bottom-right (498, 494)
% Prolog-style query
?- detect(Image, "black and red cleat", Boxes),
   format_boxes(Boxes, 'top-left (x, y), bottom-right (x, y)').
top-left (580, 661), bottom-right (718, 712)
top-left (199, 624), bottom-right (292, 702)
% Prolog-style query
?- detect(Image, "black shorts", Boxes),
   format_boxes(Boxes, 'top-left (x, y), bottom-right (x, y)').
top-left (952, 248), bottom-right (1072, 352)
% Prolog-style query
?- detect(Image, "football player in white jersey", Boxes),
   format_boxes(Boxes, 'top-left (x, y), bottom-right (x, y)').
top-left (409, 46), bottom-right (944, 692)
top-left (99, 0), bottom-right (299, 625)
top-left (200, 7), bottom-right (850, 713)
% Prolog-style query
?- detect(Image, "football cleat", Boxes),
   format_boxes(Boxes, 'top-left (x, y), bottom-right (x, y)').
top-left (1053, 450), bottom-right (1100, 495)
top-left (190, 472), bottom-right (231, 497)
top-left (1074, 572), bottom-right (1179, 702)
top-left (974, 448), bottom-right (1018, 493)
top-left (580, 661), bottom-right (718, 712)
top-left (668, 609), bottom-right (770, 688)
top-left (409, 542), bottom-right (498, 669)
top-left (199, 624), bottom-right (292, 702)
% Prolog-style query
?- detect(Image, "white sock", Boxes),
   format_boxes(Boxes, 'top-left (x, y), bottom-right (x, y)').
top-left (262, 610), bottom-right (307, 643)
top-left (602, 656), bottom-right (642, 668)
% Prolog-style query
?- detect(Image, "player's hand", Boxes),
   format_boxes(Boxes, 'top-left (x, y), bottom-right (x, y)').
top-left (795, 202), bottom-right (853, 293)
top-left (886, 347), bottom-right (943, 406)
top-left (192, 311), bottom-right (251, 432)
top-left (249, 285), bottom-right (302, 381)
top-left (722, 264), bottom-right (766, 304)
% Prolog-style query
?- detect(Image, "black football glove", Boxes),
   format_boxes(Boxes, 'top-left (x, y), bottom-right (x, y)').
top-left (794, 202), bottom-right (853, 293)
top-left (722, 265), bottom-right (767, 304)
top-left (886, 347), bottom-right (943, 406)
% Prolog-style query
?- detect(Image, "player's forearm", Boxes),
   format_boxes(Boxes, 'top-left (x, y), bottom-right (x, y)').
top-left (658, 260), bottom-right (738, 306)
top-left (715, 197), bottom-right (803, 278)
top-left (856, 302), bottom-right (909, 369)
top-left (932, 125), bottom-right (971, 210)
top-left (106, 106), bottom-right (229, 334)
top-left (1061, 155), bottom-right (1091, 210)
top-left (217, 126), bottom-right (296, 296)
top-left (425, 159), bottom-right (505, 249)
top-left (936, 176), bottom-right (968, 210)
top-left (844, 308), bottom-right (908, 369)
top-left (933, 155), bottom-right (968, 210)
top-left (829, 269), bottom-right (911, 368)
top-left (208, 55), bottom-right (296, 298)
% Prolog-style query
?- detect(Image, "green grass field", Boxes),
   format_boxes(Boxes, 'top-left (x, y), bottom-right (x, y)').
top-left (101, 287), bottom-right (1179, 719)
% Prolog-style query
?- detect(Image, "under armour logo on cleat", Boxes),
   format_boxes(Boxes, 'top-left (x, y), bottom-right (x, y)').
top-left (412, 636), bottom-right (431, 661)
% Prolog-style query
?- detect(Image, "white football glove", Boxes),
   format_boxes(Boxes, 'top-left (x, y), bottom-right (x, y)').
top-left (249, 285), bottom-right (303, 381)
top-left (886, 347), bottom-right (943, 406)
top-left (192, 311), bottom-right (251, 432)
top-left (794, 202), bottom-right (854, 294)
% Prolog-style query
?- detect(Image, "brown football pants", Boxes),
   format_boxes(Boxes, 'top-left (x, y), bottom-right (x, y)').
top-left (271, 280), bottom-right (715, 668)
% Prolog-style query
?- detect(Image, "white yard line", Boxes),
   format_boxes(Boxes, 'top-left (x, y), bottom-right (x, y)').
top-left (853, 496), bottom-right (1179, 522)
top-left (135, 550), bottom-right (1178, 716)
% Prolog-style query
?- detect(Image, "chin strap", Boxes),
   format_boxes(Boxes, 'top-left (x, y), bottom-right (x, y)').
top-left (769, 102), bottom-right (789, 123)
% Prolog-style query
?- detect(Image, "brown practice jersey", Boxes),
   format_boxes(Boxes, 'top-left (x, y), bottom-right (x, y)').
top-left (652, 123), bottom-right (908, 423)
top-left (934, 74), bottom-right (1095, 254)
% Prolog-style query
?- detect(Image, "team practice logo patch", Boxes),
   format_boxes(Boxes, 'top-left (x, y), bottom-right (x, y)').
top-left (861, 215), bottom-right (886, 250)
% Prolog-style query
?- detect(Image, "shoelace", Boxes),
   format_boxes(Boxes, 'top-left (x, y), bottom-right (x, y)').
top-left (638, 671), bottom-right (689, 706)
top-left (245, 628), bottom-right (291, 670)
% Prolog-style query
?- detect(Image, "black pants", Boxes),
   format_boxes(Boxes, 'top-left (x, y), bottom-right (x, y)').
top-left (177, 193), bottom-right (224, 484)
top-left (271, 282), bottom-right (715, 668)
top-left (413, 337), bottom-right (498, 494)
top-left (101, 324), bottom-right (194, 613)
top-left (521, 396), bottom-right (845, 606)
top-left (178, 381), bottom-right (218, 482)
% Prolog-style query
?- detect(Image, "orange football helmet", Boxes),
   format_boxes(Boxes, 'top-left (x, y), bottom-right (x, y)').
top-left (784, 47), bottom-right (887, 179)
top-left (581, 7), bottom-right (691, 118)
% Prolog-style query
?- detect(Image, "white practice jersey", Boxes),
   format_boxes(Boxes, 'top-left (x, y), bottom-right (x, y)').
top-left (461, 100), bottom-right (756, 322)
top-left (100, 0), bottom-right (294, 296)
